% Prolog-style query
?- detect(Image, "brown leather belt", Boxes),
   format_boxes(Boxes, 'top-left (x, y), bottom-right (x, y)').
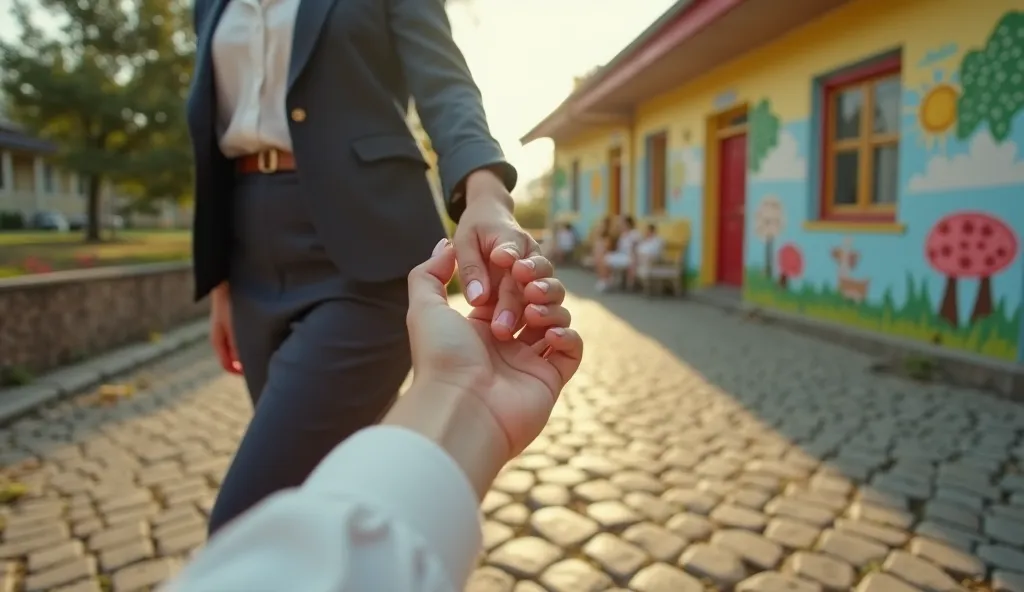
top-left (235, 149), bottom-right (297, 174)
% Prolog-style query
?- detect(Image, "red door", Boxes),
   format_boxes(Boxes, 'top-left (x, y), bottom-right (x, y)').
top-left (717, 133), bottom-right (747, 286)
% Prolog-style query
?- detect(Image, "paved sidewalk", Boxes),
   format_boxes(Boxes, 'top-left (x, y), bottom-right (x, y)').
top-left (2, 269), bottom-right (1024, 591)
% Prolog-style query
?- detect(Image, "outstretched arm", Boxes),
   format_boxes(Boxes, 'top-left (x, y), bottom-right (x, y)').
top-left (388, 0), bottom-right (516, 222)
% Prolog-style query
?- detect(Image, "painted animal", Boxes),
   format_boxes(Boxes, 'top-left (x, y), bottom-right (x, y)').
top-left (831, 238), bottom-right (870, 304)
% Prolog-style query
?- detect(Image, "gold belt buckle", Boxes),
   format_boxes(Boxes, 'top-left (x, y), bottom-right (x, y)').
top-left (256, 149), bottom-right (279, 174)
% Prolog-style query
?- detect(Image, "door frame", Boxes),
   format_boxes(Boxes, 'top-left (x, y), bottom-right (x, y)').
top-left (607, 146), bottom-right (623, 216)
top-left (700, 103), bottom-right (749, 287)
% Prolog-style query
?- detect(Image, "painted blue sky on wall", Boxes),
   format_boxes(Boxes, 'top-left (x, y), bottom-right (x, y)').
top-left (744, 107), bottom-right (1024, 328)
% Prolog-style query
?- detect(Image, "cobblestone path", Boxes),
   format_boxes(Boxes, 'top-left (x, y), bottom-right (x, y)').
top-left (2, 270), bottom-right (1024, 591)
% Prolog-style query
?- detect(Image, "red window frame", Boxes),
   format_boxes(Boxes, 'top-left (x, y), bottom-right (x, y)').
top-left (818, 54), bottom-right (902, 222)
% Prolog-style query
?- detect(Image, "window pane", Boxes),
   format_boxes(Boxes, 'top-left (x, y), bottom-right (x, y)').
top-left (873, 76), bottom-right (901, 135)
top-left (833, 151), bottom-right (859, 205)
top-left (833, 87), bottom-right (863, 140)
top-left (872, 144), bottom-right (899, 204)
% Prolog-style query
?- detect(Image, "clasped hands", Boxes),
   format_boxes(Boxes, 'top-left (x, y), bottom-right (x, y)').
top-left (392, 171), bottom-right (583, 498)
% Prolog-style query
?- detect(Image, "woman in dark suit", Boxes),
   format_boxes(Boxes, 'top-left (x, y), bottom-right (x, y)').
top-left (187, 0), bottom-right (566, 534)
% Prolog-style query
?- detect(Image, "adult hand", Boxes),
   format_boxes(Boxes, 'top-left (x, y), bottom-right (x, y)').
top-left (406, 238), bottom-right (582, 459)
top-left (209, 284), bottom-right (242, 375)
top-left (453, 169), bottom-right (546, 342)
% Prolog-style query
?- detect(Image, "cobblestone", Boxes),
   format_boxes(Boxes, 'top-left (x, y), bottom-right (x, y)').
top-left (2, 275), bottom-right (1024, 590)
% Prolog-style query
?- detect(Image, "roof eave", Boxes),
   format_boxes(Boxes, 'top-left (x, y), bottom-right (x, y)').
top-left (518, 0), bottom-right (700, 145)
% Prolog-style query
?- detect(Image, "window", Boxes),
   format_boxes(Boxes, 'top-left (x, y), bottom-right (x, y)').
top-left (647, 131), bottom-right (668, 215)
top-left (821, 55), bottom-right (901, 221)
top-left (43, 164), bottom-right (55, 193)
top-left (570, 160), bottom-right (580, 211)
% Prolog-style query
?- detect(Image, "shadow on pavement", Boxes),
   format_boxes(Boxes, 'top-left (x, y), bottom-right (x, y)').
top-left (552, 266), bottom-right (1024, 585)
top-left (0, 266), bottom-right (1022, 590)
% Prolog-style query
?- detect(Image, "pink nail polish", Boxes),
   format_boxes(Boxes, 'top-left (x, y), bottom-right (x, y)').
top-left (531, 304), bottom-right (549, 315)
top-left (496, 310), bottom-right (515, 328)
top-left (466, 280), bottom-right (484, 302)
top-left (432, 237), bottom-right (449, 257)
top-left (532, 280), bottom-right (549, 292)
top-left (520, 258), bottom-right (536, 269)
top-left (550, 327), bottom-right (566, 336)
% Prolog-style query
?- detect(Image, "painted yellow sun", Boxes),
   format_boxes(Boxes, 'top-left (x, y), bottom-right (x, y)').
top-left (919, 83), bottom-right (959, 135)
top-left (904, 65), bottom-right (961, 152)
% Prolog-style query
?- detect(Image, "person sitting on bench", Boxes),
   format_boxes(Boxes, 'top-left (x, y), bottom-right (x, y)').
top-left (596, 215), bottom-right (641, 291)
top-left (553, 222), bottom-right (579, 264)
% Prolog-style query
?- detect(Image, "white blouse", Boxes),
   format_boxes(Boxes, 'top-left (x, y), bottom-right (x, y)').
top-left (212, 0), bottom-right (299, 157)
top-left (162, 426), bottom-right (483, 592)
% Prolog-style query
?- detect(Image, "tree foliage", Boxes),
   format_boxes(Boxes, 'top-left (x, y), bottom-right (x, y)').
top-left (515, 169), bottom-right (552, 230)
top-left (0, 0), bottom-right (195, 240)
top-left (748, 99), bottom-right (780, 174)
top-left (956, 11), bottom-right (1024, 143)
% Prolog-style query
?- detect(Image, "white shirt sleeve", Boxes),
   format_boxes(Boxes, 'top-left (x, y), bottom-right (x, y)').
top-left (161, 426), bottom-right (483, 592)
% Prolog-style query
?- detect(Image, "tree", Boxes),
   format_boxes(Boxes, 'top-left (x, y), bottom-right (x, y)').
top-left (925, 212), bottom-right (1018, 327)
top-left (748, 99), bottom-right (780, 174)
top-left (753, 195), bottom-right (784, 279)
top-left (956, 11), bottom-right (1024, 143)
top-left (0, 0), bottom-right (195, 241)
top-left (514, 169), bottom-right (552, 230)
top-left (514, 195), bottom-right (549, 230)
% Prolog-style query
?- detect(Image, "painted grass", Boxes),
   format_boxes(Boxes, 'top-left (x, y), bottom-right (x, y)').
top-left (0, 230), bottom-right (190, 278)
top-left (743, 269), bottom-right (1020, 361)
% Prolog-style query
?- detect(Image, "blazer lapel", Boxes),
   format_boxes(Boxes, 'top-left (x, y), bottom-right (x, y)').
top-left (188, 0), bottom-right (232, 132)
top-left (288, 0), bottom-right (342, 90)
top-left (192, 0), bottom-right (232, 95)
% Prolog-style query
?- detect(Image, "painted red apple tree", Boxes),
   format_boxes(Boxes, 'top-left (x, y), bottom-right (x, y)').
top-left (777, 243), bottom-right (804, 288)
top-left (925, 211), bottom-right (1018, 328)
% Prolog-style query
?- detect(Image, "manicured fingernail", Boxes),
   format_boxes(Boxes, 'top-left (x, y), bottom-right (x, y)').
top-left (502, 247), bottom-right (520, 259)
top-left (532, 280), bottom-right (549, 292)
top-left (496, 310), bottom-right (515, 328)
top-left (530, 304), bottom-right (549, 315)
top-left (432, 238), bottom-right (449, 258)
top-left (466, 280), bottom-right (484, 302)
top-left (519, 258), bottom-right (536, 269)
top-left (549, 327), bottom-right (566, 336)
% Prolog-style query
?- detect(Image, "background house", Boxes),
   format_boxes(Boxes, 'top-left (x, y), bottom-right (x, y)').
top-left (523, 0), bottom-right (1024, 364)
top-left (0, 118), bottom-right (84, 223)
top-left (0, 118), bottom-right (191, 229)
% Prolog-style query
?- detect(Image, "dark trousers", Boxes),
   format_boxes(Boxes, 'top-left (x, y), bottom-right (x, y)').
top-left (207, 172), bottom-right (412, 536)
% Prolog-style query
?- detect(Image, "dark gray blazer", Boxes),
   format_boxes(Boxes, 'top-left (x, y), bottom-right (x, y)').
top-left (186, 0), bottom-right (517, 300)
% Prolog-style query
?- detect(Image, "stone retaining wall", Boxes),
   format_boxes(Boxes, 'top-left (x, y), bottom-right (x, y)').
top-left (0, 263), bottom-right (207, 378)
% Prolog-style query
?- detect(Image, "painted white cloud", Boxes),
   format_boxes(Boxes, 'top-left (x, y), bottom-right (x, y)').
top-left (908, 130), bottom-right (1024, 193)
top-left (752, 130), bottom-right (807, 181)
top-left (679, 147), bottom-right (703, 186)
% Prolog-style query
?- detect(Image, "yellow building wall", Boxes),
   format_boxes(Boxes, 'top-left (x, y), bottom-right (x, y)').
top-left (635, 0), bottom-right (1015, 132)
top-left (630, 0), bottom-right (1024, 362)
top-left (551, 125), bottom-right (631, 235)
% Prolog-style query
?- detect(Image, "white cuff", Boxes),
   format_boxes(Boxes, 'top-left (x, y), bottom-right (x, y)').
top-left (303, 425), bottom-right (482, 587)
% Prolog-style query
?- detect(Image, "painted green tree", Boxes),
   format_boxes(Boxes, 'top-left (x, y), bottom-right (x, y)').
top-left (748, 99), bottom-right (781, 173)
top-left (552, 168), bottom-right (567, 192)
top-left (956, 11), bottom-right (1024, 143)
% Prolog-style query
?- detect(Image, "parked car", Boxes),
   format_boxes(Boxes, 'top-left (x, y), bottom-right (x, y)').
top-left (67, 214), bottom-right (125, 231)
top-left (31, 211), bottom-right (70, 232)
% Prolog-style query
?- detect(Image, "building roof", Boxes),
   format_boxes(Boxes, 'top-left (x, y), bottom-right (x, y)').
top-left (521, 0), bottom-right (851, 144)
top-left (0, 120), bottom-right (58, 154)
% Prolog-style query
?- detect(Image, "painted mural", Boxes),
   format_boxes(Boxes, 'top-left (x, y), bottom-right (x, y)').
top-left (743, 10), bottom-right (1024, 362)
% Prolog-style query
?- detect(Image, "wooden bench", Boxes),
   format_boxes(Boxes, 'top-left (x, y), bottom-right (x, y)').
top-left (635, 218), bottom-right (691, 297)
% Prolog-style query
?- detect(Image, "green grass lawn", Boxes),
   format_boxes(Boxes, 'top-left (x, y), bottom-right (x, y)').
top-left (743, 269), bottom-right (1021, 361)
top-left (0, 230), bottom-right (191, 278)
